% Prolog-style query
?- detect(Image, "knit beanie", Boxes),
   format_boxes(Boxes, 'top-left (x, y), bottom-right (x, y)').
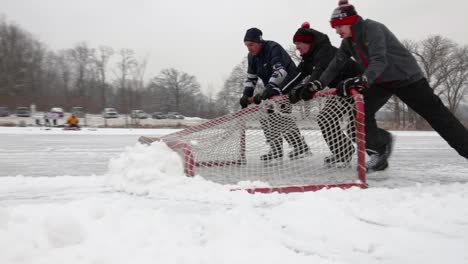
top-left (293, 22), bottom-right (315, 44)
top-left (243, 28), bottom-right (263, 42)
top-left (330, 0), bottom-right (359, 28)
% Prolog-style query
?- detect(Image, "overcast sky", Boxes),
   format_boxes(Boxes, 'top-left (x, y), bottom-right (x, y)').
top-left (1, 0), bottom-right (467, 95)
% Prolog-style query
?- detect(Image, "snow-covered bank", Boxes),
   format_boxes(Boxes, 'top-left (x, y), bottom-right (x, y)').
top-left (1, 174), bottom-right (467, 264)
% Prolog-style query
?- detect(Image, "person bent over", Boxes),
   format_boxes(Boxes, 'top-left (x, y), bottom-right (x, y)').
top-left (315, 0), bottom-right (468, 172)
top-left (240, 28), bottom-right (310, 163)
top-left (287, 22), bottom-right (363, 167)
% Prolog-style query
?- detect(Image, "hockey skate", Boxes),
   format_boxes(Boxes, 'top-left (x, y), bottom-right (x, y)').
top-left (366, 135), bottom-right (394, 172)
top-left (324, 146), bottom-right (354, 168)
top-left (260, 140), bottom-right (284, 167)
top-left (324, 154), bottom-right (352, 168)
top-left (288, 144), bottom-right (312, 160)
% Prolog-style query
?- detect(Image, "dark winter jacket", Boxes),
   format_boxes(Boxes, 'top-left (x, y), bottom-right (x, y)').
top-left (286, 29), bottom-right (362, 89)
top-left (244, 40), bottom-right (297, 97)
top-left (319, 17), bottom-right (424, 87)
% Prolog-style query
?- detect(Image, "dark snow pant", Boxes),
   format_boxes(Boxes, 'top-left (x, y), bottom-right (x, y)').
top-left (363, 78), bottom-right (468, 158)
top-left (260, 103), bottom-right (307, 154)
top-left (317, 97), bottom-right (355, 158)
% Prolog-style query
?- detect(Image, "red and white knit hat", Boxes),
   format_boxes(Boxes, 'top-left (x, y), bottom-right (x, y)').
top-left (293, 22), bottom-right (315, 44)
top-left (330, 0), bottom-right (359, 28)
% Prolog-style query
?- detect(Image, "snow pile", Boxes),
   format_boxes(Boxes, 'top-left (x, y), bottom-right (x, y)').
top-left (105, 142), bottom-right (231, 197)
top-left (106, 142), bottom-right (185, 194)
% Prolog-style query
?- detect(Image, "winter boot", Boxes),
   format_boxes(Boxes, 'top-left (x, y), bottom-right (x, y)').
top-left (383, 134), bottom-right (395, 160)
top-left (288, 143), bottom-right (311, 160)
top-left (324, 146), bottom-right (354, 167)
top-left (324, 154), bottom-right (352, 168)
top-left (284, 127), bottom-right (311, 160)
top-left (366, 134), bottom-right (394, 173)
top-left (260, 138), bottom-right (283, 161)
top-left (366, 151), bottom-right (389, 172)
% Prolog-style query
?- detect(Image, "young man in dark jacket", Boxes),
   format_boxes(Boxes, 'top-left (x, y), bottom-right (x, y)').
top-left (308, 0), bottom-right (468, 172)
top-left (240, 28), bottom-right (310, 163)
top-left (287, 22), bottom-right (362, 166)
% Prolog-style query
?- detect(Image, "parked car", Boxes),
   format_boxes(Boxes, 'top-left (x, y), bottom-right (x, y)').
top-left (70, 106), bottom-right (85, 118)
top-left (130, 110), bottom-right (148, 119)
top-left (50, 107), bottom-right (64, 117)
top-left (151, 112), bottom-right (165, 119)
top-left (0, 107), bottom-right (9, 117)
top-left (16, 107), bottom-right (31, 117)
top-left (166, 112), bottom-right (184, 119)
top-left (102, 108), bottom-right (118, 118)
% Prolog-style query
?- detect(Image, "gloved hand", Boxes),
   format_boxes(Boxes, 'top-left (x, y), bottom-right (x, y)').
top-left (253, 93), bottom-right (262, 105)
top-left (288, 85), bottom-right (303, 104)
top-left (239, 95), bottom-right (249, 108)
top-left (336, 75), bottom-right (367, 97)
top-left (261, 84), bottom-right (282, 100)
top-left (300, 80), bottom-right (323, 101)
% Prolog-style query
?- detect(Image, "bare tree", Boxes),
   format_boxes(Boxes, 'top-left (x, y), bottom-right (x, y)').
top-left (94, 46), bottom-right (114, 109)
top-left (216, 58), bottom-right (248, 113)
top-left (68, 42), bottom-right (95, 97)
top-left (114, 48), bottom-right (137, 113)
top-left (151, 68), bottom-right (202, 113)
top-left (411, 36), bottom-right (456, 98)
top-left (440, 45), bottom-right (468, 115)
top-left (399, 36), bottom-right (465, 128)
top-left (0, 19), bottom-right (45, 104)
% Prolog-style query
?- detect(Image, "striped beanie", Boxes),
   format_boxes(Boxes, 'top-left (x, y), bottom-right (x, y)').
top-left (293, 22), bottom-right (315, 44)
top-left (330, 0), bottom-right (359, 28)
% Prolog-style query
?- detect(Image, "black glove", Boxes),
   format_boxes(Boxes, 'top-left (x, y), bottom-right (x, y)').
top-left (336, 75), bottom-right (368, 97)
top-left (261, 84), bottom-right (282, 100)
top-left (300, 80), bottom-right (323, 101)
top-left (239, 95), bottom-right (249, 108)
top-left (288, 85), bottom-right (302, 104)
top-left (253, 93), bottom-right (262, 105)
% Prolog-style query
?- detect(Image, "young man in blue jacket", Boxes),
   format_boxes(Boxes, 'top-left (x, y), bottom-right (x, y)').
top-left (240, 28), bottom-right (310, 163)
top-left (305, 0), bottom-right (468, 172)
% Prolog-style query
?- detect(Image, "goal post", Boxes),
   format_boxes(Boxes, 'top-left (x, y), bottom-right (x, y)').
top-left (139, 88), bottom-right (367, 193)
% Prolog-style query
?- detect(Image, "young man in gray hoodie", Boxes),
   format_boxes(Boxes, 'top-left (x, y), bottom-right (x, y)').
top-left (305, 0), bottom-right (468, 172)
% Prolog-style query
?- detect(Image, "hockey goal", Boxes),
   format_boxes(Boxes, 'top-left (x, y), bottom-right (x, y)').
top-left (139, 89), bottom-right (366, 193)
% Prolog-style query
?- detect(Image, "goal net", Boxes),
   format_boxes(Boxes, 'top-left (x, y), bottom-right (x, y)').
top-left (139, 89), bottom-right (366, 193)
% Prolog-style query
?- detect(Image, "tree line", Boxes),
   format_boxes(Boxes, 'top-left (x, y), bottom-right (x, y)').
top-left (0, 17), bottom-right (228, 118)
top-left (1, 16), bottom-right (467, 127)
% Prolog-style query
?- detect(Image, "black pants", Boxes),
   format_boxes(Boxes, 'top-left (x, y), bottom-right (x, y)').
top-left (364, 78), bottom-right (468, 158)
top-left (259, 103), bottom-right (306, 151)
top-left (317, 97), bottom-right (355, 158)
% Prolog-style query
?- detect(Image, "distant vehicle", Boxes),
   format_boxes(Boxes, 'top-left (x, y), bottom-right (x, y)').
top-left (102, 108), bottom-right (118, 118)
top-left (166, 112), bottom-right (184, 119)
top-left (50, 107), bottom-right (64, 117)
top-left (151, 112), bottom-right (165, 119)
top-left (130, 110), bottom-right (148, 119)
top-left (0, 107), bottom-right (9, 117)
top-left (70, 106), bottom-right (85, 118)
top-left (16, 107), bottom-right (31, 117)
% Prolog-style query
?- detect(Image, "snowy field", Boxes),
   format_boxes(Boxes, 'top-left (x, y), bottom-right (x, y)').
top-left (0, 126), bottom-right (467, 264)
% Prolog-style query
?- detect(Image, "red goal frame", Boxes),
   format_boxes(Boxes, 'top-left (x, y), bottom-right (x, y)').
top-left (142, 88), bottom-right (367, 193)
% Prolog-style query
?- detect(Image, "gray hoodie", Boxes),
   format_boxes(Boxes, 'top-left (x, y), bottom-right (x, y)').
top-left (319, 17), bottom-right (424, 87)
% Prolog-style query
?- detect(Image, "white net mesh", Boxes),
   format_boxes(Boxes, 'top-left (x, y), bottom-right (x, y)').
top-left (140, 90), bottom-right (366, 193)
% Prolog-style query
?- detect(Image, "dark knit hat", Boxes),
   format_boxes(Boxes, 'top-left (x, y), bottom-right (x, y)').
top-left (244, 28), bottom-right (263, 43)
top-left (330, 0), bottom-right (359, 28)
top-left (293, 22), bottom-right (315, 44)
